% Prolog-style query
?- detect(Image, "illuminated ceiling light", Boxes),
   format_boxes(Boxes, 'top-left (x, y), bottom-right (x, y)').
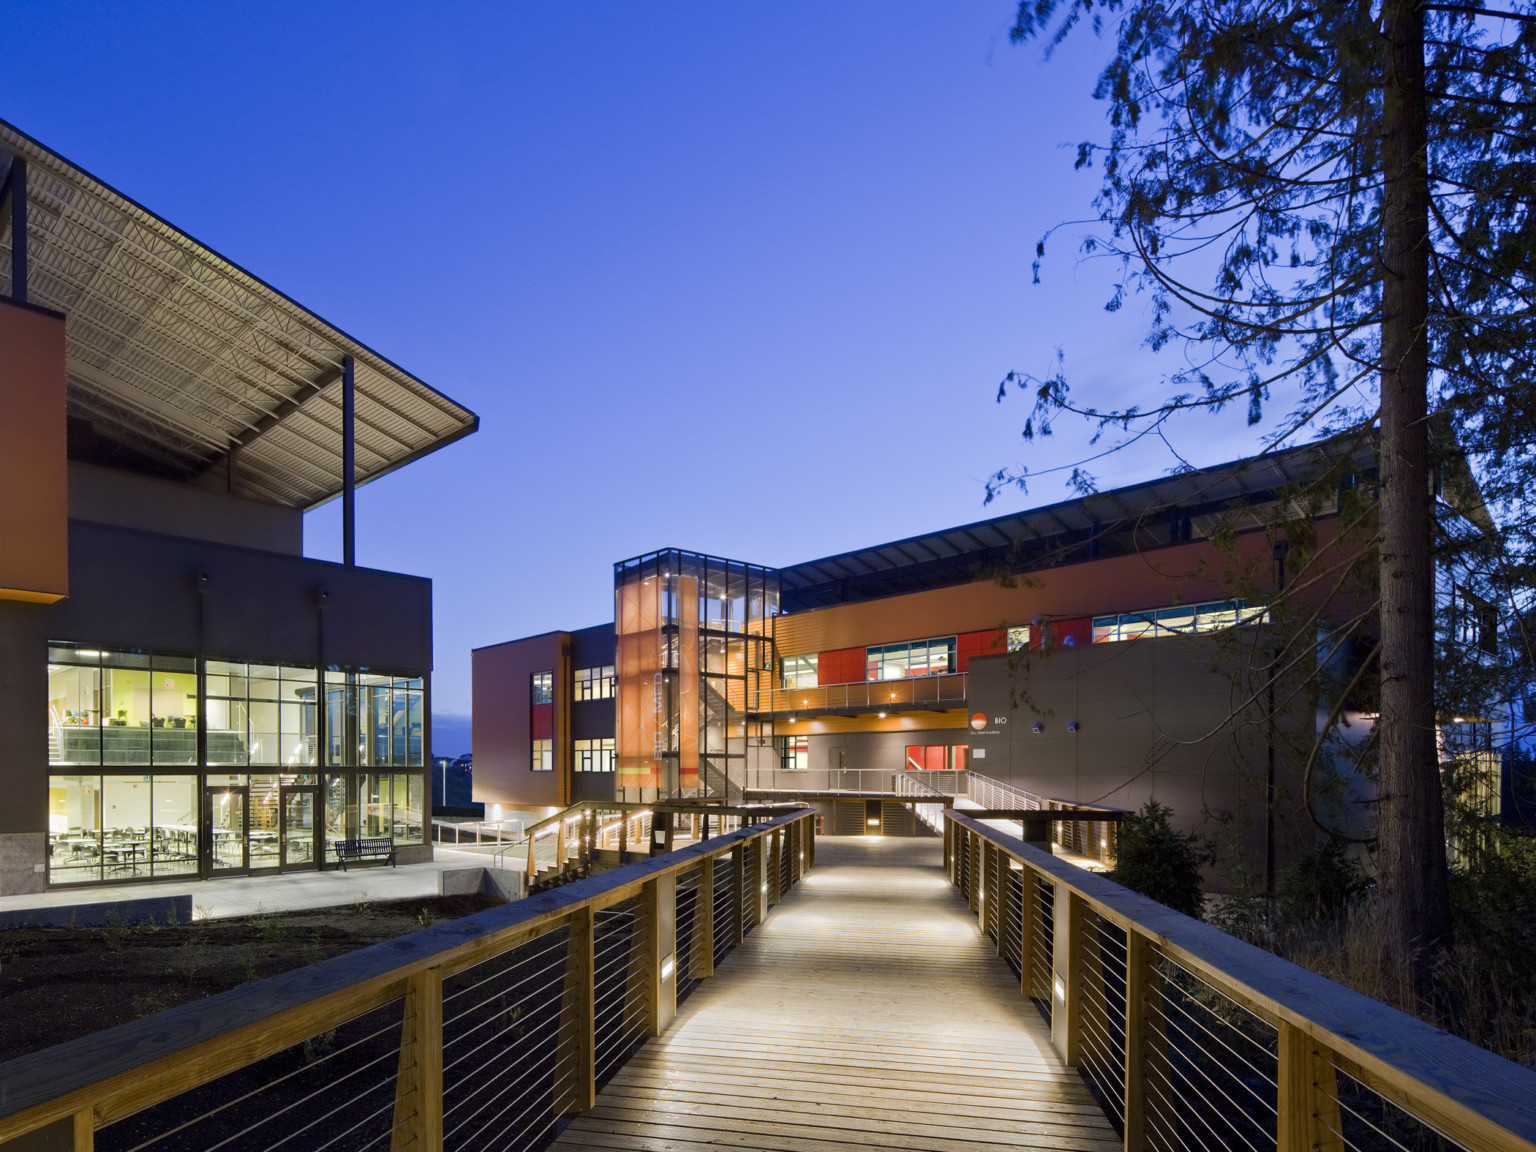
top-left (878, 712), bottom-right (886, 719)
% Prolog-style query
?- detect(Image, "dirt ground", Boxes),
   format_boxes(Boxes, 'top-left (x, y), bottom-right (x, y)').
top-left (0, 892), bottom-right (503, 1064)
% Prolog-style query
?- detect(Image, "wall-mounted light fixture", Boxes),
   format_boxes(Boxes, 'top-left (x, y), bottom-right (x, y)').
top-left (1032, 722), bottom-right (1044, 734)
top-left (661, 953), bottom-right (675, 980)
top-left (1067, 721), bottom-right (1079, 733)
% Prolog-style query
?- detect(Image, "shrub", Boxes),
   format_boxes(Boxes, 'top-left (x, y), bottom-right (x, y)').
top-left (1107, 801), bottom-right (1212, 918)
top-left (1276, 840), bottom-right (1368, 923)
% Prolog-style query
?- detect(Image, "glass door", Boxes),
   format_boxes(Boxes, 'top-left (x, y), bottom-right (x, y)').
top-left (281, 786), bottom-right (319, 870)
top-left (202, 787), bottom-right (248, 876)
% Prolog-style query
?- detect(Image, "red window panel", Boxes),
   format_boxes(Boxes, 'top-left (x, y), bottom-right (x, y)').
top-left (531, 702), bottom-right (553, 740)
top-left (906, 744), bottom-right (968, 771)
top-left (1034, 617), bottom-right (1093, 651)
top-left (817, 647), bottom-right (866, 686)
top-left (956, 629), bottom-right (1006, 671)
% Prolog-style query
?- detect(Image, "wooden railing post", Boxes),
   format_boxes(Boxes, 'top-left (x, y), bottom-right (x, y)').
top-left (698, 854), bottom-right (716, 978)
top-left (1279, 1021), bottom-right (1345, 1152)
top-left (977, 840), bottom-right (992, 933)
top-left (643, 873), bottom-right (677, 1036)
top-left (391, 966), bottom-right (443, 1152)
top-left (1051, 882), bottom-right (1083, 1067)
top-left (731, 844), bottom-right (746, 944)
top-left (943, 813), bottom-right (954, 880)
top-left (1123, 931), bottom-right (1149, 1152)
top-left (753, 833), bottom-right (770, 925)
top-left (808, 812), bottom-right (816, 868)
top-left (559, 905), bottom-right (596, 1114)
top-left (1019, 862), bottom-right (1037, 1000)
top-left (767, 829), bottom-right (782, 907)
top-left (73, 1109), bottom-right (92, 1152)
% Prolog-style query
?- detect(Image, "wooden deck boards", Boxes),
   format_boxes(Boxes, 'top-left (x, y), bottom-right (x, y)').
top-left (552, 835), bottom-right (1119, 1152)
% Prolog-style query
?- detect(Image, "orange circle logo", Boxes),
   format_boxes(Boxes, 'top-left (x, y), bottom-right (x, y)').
top-left (970, 712), bottom-right (987, 731)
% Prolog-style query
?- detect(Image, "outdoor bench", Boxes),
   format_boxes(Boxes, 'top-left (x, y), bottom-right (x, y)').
top-left (335, 838), bottom-right (397, 870)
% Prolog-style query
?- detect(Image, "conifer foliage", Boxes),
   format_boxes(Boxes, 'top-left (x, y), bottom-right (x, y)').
top-left (1002, 0), bottom-right (1536, 972)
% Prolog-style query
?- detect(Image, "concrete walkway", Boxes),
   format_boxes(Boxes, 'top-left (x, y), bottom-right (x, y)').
top-left (553, 836), bottom-right (1118, 1152)
top-left (0, 846), bottom-right (508, 921)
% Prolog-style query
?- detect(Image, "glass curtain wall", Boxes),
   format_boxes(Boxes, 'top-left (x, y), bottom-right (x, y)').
top-left (47, 641), bottom-right (426, 885)
top-left (614, 550), bottom-right (778, 801)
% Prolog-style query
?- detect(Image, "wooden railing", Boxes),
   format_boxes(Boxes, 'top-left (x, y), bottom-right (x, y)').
top-left (966, 770), bottom-right (1122, 865)
top-left (944, 810), bottom-right (1536, 1152)
top-left (514, 800), bottom-right (805, 890)
top-left (0, 810), bottom-right (816, 1152)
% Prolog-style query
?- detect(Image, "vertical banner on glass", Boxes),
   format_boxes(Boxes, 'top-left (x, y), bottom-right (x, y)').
top-left (678, 574), bottom-right (699, 791)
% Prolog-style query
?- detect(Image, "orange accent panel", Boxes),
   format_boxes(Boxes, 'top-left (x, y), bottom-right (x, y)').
top-left (678, 574), bottom-right (699, 789)
top-left (0, 301), bottom-right (67, 602)
top-left (616, 579), bottom-right (663, 790)
top-left (772, 527), bottom-right (1349, 657)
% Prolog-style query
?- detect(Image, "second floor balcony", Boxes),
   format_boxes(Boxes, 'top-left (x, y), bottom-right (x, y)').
top-left (748, 672), bottom-right (968, 717)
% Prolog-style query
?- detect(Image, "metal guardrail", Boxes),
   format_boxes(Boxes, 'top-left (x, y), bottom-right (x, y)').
top-left (749, 672), bottom-right (968, 715)
top-left (0, 810), bottom-right (817, 1152)
top-left (945, 811), bottom-right (1536, 1152)
top-left (746, 767), bottom-right (967, 795)
top-left (892, 773), bottom-right (952, 833)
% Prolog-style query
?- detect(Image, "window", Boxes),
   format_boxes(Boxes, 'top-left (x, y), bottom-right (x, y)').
top-left (779, 735), bottom-right (809, 771)
top-left (47, 773), bottom-right (199, 884)
top-left (1091, 600), bottom-right (1268, 643)
top-left (905, 745), bottom-right (967, 771)
top-left (532, 738), bottom-right (553, 771)
top-left (204, 660), bottom-right (319, 768)
top-left (866, 637), bottom-right (957, 681)
top-left (575, 737), bottom-right (616, 772)
top-left (531, 671), bottom-right (553, 705)
top-left (1006, 627), bottom-right (1031, 653)
top-left (48, 646), bottom-right (200, 767)
top-left (573, 665), bottom-right (615, 701)
top-left (1455, 587), bottom-right (1498, 656)
top-left (781, 655), bottom-right (818, 689)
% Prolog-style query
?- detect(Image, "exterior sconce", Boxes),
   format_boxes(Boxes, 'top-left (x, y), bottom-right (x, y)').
top-left (1067, 722), bottom-right (1079, 733)
top-left (1032, 722), bottom-right (1044, 734)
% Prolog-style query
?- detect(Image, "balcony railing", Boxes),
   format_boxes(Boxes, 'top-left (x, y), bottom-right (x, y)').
top-left (750, 672), bottom-right (968, 715)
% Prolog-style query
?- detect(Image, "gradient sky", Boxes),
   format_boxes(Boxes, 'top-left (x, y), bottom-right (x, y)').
top-left (8, 3), bottom-right (1279, 753)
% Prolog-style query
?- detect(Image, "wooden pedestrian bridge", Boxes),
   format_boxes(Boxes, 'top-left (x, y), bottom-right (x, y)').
top-left (2, 809), bottom-right (1535, 1152)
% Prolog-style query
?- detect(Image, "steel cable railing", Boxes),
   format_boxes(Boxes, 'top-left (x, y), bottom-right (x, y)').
top-left (711, 854), bottom-right (736, 967)
top-left (593, 895), bottom-right (649, 1091)
top-left (1031, 875), bottom-right (1054, 1020)
top-left (0, 811), bottom-right (816, 1152)
top-left (1076, 909), bottom-right (1128, 1134)
top-left (441, 930), bottom-right (572, 1152)
top-left (95, 1000), bottom-right (406, 1152)
top-left (943, 811), bottom-right (1533, 1152)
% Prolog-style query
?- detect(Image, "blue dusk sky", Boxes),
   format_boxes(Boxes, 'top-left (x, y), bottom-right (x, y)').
top-left (9, 3), bottom-right (1282, 754)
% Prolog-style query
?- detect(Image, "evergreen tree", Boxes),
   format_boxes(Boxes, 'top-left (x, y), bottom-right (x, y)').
top-left (1000, 0), bottom-right (1536, 973)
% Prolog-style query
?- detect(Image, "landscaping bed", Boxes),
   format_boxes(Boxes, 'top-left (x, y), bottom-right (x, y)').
top-left (0, 892), bottom-right (503, 1064)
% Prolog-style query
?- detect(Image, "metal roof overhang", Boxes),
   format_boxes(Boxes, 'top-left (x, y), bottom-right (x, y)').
top-left (0, 119), bottom-right (477, 510)
top-left (780, 437), bottom-right (1373, 594)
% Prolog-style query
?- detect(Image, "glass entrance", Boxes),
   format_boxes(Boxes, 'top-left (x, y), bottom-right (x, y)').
top-left (203, 787), bottom-right (248, 875)
top-left (281, 787), bottom-right (319, 870)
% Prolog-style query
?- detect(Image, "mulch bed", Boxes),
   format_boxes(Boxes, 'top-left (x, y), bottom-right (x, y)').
top-left (0, 892), bottom-right (503, 1064)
